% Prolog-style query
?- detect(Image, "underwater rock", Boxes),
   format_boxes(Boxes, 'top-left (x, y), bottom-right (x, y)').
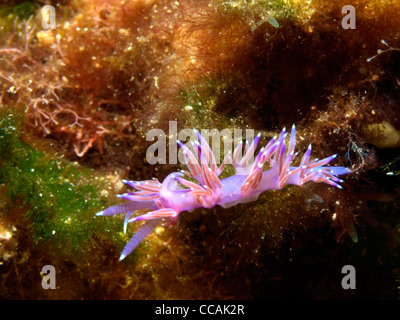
top-left (363, 121), bottom-right (400, 149)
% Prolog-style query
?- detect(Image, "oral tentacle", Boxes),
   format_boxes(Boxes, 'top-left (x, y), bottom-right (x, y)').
top-left (119, 219), bottom-right (161, 261)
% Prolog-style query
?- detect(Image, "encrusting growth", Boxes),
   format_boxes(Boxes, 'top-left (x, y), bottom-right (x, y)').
top-left (96, 125), bottom-right (352, 260)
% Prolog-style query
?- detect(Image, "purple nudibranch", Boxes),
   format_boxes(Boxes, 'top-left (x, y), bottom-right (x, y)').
top-left (96, 125), bottom-right (352, 260)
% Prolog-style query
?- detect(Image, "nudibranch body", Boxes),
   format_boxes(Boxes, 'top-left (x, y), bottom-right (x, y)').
top-left (96, 125), bottom-right (351, 260)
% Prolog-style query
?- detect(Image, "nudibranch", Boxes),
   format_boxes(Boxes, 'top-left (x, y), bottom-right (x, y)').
top-left (96, 125), bottom-right (351, 260)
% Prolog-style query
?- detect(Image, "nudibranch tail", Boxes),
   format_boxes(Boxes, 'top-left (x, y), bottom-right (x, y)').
top-left (96, 125), bottom-right (352, 260)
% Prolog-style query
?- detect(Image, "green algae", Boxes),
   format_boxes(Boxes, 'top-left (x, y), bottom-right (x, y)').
top-left (177, 74), bottom-right (240, 133)
top-left (0, 108), bottom-right (127, 258)
top-left (381, 155), bottom-right (400, 176)
top-left (178, 75), bottom-right (221, 121)
top-left (177, 73), bottom-right (252, 131)
top-left (0, 1), bottom-right (36, 23)
top-left (217, 0), bottom-right (298, 30)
